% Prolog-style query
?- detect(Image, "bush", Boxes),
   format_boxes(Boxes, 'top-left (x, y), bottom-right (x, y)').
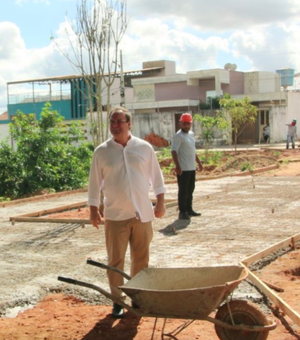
top-left (0, 103), bottom-right (93, 199)
top-left (240, 161), bottom-right (254, 172)
top-left (0, 141), bottom-right (23, 198)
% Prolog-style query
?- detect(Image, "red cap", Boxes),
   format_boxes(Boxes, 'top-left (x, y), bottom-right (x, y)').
top-left (179, 113), bottom-right (193, 122)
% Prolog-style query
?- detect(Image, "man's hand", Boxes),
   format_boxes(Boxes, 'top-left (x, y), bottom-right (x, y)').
top-left (197, 162), bottom-right (203, 172)
top-left (90, 205), bottom-right (102, 229)
top-left (154, 203), bottom-right (166, 218)
top-left (171, 150), bottom-right (182, 175)
top-left (174, 165), bottom-right (182, 175)
top-left (154, 194), bottom-right (166, 218)
top-left (196, 156), bottom-right (203, 172)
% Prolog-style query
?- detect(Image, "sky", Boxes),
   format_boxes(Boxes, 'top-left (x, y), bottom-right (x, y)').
top-left (1, 0), bottom-right (300, 114)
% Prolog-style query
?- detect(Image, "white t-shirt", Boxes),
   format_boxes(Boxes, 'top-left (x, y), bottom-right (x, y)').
top-left (171, 130), bottom-right (196, 171)
top-left (88, 135), bottom-right (166, 222)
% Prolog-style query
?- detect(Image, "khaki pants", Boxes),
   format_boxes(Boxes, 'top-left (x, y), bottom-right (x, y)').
top-left (104, 217), bottom-right (153, 298)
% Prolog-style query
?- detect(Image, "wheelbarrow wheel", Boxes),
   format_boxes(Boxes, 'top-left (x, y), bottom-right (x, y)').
top-left (215, 300), bottom-right (269, 340)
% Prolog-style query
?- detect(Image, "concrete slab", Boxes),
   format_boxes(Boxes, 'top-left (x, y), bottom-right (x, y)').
top-left (0, 175), bottom-right (300, 315)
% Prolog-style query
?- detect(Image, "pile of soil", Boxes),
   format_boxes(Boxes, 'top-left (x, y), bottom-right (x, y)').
top-left (160, 148), bottom-right (300, 178)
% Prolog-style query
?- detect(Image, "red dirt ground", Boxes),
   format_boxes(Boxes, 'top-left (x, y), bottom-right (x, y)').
top-left (0, 249), bottom-right (299, 340)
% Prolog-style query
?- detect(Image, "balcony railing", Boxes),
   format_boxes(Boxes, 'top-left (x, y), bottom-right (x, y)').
top-left (8, 90), bottom-right (71, 105)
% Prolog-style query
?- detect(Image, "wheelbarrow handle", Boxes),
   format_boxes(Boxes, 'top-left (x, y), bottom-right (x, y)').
top-left (86, 259), bottom-right (131, 280)
top-left (57, 275), bottom-right (144, 317)
top-left (57, 276), bottom-right (77, 285)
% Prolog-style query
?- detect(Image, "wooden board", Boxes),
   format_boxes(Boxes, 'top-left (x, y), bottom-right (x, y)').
top-left (241, 232), bottom-right (300, 327)
top-left (9, 199), bottom-right (177, 225)
top-left (1, 188), bottom-right (87, 207)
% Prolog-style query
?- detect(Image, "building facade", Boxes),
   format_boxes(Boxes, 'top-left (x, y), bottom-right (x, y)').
top-left (2, 60), bottom-right (299, 146)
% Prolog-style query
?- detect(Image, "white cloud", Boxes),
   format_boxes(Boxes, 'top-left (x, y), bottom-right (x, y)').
top-left (228, 21), bottom-right (300, 71)
top-left (127, 0), bottom-right (300, 31)
top-left (121, 18), bottom-right (231, 72)
top-left (1, 0), bottom-right (300, 114)
top-left (281, 22), bottom-right (300, 71)
top-left (0, 21), bottom-right (74, 112)
top-left (0, 22), bottom-right (25, 59)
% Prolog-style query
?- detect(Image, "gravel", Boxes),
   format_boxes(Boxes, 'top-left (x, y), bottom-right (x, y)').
top-left (1, 175), bottom-right (300, 317)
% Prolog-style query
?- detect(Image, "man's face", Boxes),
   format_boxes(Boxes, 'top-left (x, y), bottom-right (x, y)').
top-left (109, 111), bottom-right (131, 139)
top-left (180, 121), bottom-right (192, 133)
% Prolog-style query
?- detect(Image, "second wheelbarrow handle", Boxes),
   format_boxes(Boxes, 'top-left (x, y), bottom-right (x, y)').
top-left (86, 259), bottom-right (131, 280)
top-left (57, 275), bottom-right (143, 316)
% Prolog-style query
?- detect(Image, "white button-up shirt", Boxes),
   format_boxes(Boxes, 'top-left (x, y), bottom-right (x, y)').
top-left (87, 135), bottom-right (166, 222)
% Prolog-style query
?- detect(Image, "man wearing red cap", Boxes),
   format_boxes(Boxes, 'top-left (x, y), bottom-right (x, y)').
top-left (171, 113), bottom-right (203, 220)
top-left (286, 119), bottom-right (297, 149)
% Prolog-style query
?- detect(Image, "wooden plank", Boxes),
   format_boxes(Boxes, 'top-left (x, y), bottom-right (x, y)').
top-left (9, 201), bottom-right (87, 220)
top-left (242, 233), bottom-right (300, 267)
top-left (11, 217), bottom-right (91, 224)
top-left (165, 201), bottom-right (177, 208)
top-left (233, 165), bottom-right (278, 177)
top-left (151, 198), bottom-right (175, 203)
top-left (1, 188), bottom-right (87, 207)
top-left (164, 199), bottom-right (176, 203)
top-left (9, 198), bottom-right (177, 225)
top-left (261, 279), bottom-right (284, 293)
top-left (241, 234), bottom-right (300, 327)
top-left (240, 264), bottom-right (300, 327)
top-left (11, 198), bottom-right (176, 219)
top-left (10, 217), bottom-right (93, 224)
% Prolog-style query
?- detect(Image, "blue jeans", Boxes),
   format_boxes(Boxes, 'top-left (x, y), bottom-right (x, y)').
top-left (286, 135), bottom-right (295, 149)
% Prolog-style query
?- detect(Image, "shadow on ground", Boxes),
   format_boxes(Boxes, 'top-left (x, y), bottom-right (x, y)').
top-left (159, 219), bottom-right (190, 236)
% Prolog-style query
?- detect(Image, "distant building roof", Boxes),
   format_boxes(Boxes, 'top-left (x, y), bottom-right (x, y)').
top-left (0, 111), bottom-right (8, 120)
top-left (7, 67), bottom-right (164, 85)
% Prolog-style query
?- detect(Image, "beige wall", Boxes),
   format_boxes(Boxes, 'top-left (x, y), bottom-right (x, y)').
top-left (142, 60), bottom-right (176, 76)
top-left (131, 111), bottom-right (230, 147)
top-left (269, 92), bottom-right (300, 143)
top-left (270, 105), bottom-right (287, 142)
top-left (0, 124), bottom-right (10, 143)
top-left (244, 72), bottom-right (281, 94)
top-left (131, 111), bottom-right (174, 143)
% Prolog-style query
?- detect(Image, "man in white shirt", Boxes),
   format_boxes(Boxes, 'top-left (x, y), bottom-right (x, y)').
top-left (263, 124), bottom-right (270, 143)
top-left (88, 106), bottom-right (166, 318)
top-left (171, 113), bottom-right (203, 220)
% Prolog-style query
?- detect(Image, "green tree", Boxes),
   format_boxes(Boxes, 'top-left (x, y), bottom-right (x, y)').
top-left (0, 140), bottom-right (23, 199)
top-left (52, 0), bottom-right (128, 147)
top-left (199, 96), bottom-right (221, 110)
top-left (193, 111), bottom-right (228, 162)
top-left (219, 94), bottom-right (258, 151)
top-left (0, 103), bottom-right (93, 200)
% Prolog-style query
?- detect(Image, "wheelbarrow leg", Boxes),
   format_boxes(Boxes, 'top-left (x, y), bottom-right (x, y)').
top-left (162, 319), bottom-right (195, 339)
top-left (151, 318), bottom-right (158, 340)
top-left (149, 317), bottom-right (195, 340)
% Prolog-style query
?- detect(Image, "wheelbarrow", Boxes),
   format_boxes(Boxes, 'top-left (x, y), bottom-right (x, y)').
top-left (58, 260), bottom-right (277, 340)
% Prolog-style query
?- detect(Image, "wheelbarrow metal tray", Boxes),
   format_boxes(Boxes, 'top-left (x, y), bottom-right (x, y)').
top-left (120, 265), bottom-right (247, 319)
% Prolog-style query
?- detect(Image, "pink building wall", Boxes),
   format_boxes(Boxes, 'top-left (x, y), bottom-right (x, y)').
top-left (227, 71), bottom-right (244, 95)
top-left (155, 82), bottom-right (200, 101)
